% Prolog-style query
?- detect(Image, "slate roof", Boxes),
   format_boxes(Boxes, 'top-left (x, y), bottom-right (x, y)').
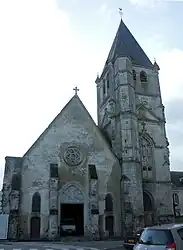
top-left (171, 171), bottom-right (183, 188)
top-left (106, 20), bottom-right (153, 69)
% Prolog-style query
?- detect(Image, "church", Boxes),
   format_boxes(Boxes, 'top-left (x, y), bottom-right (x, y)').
top-left (2, 19), bottom-right (174, 240)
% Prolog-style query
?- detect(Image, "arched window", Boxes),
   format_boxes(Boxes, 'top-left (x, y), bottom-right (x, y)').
top-left (32, 192), bottom-right (41, 213)
top-left (12, 174), bottom-right (21, 191)
top-left (105, 193), bottom-right (113, 212)
top-left (140, 71), bottom-right (147, 82)
top-left (140, 137), bottom-right (153, 179)
top-left (132, 69), bottom-right (136, 81)
top-left (143, 192), bottom-right (153, 212)
top-left (173, 193), bottom-right (179, 204)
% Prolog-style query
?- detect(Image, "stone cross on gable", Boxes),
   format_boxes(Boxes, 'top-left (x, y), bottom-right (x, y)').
top-left (73, 86), bottom-right (79, 95)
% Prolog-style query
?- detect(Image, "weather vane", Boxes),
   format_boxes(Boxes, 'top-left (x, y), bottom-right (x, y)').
top-left (119, 8), bottom-right (123, 19)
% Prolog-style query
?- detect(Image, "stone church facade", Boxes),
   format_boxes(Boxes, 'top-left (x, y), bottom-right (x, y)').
top-left (2, 20), bottom-right (174, 240)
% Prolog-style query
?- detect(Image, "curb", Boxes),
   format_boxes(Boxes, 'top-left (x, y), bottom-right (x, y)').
top-left (103, 245), bottom-right (124, 250)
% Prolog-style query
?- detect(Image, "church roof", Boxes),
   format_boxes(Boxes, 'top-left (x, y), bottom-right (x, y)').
top-left (171, 171), bottom-right (183, 188)
top-left (106, 20), bottom-right (153, 69)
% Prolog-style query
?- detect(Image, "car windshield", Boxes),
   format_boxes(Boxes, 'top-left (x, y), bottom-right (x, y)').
top-left (139, 229), bottom-right (174, 246)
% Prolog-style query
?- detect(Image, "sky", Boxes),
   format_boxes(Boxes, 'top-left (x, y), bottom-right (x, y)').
top-left (0, 0), bottom-right (183, 188)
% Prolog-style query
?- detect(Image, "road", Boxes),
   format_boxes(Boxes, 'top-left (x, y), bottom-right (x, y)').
top-left (0, 241), bottom-right (125, 250)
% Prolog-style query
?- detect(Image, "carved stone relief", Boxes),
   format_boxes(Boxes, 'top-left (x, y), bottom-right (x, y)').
top-left (8, 215), bottom-right (18, 239)
top-left (121, 90), bottom-right (129, 110)
top-left (50, 191), bottom-right (57, 209)
top-left (32, 180), bottom-right (43, 187)
top-left (10, 191), bottom-right (19, 210)
top-left (50, 178), bottom-right (58, 190)
top-left (61, 185), bottom-right (84, 203)
top-left (163, 147), bottom-right (170, 166)
top-left (49, 215), bottom-right (58, 238)
top-left (90, 180), bottom-right (97, 197)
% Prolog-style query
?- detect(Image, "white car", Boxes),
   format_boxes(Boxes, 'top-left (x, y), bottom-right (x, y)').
top-left (60, 219), bottom-right (76, 235)
top-left (133, 223), bottom-right (183, 250)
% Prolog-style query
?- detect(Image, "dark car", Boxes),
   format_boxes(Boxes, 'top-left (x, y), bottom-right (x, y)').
top-left (124, 229), bottom-right (144, 249)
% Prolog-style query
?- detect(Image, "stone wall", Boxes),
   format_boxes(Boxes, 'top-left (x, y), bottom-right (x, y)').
top-left (19, 95), bottom-right (121, 239)
top-left (2, 156), bottom-right (22, 240)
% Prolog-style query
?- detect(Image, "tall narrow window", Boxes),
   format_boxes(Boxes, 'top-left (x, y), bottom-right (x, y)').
top-left (12, 174), bottom-right (21, 191)
top-left (32, 192), bottom-right (41, 213)
top-left (50, 164), bottom-right (58, 178)
top-left (173, 193), bottom-right (179, 204)
top-left (140, 71), bottom-right (147, 82)
top-left (106, 73), bottom-right (110, 89)
top-left (103, 81), bottom-right (106, 95)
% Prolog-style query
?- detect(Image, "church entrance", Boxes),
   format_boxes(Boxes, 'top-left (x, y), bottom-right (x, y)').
top-left (60, 203), bottom-right (84, 236)
top-left (143, 191), bottom-right (154, 226)
top-left (30, 216), bottom-right (40, 240)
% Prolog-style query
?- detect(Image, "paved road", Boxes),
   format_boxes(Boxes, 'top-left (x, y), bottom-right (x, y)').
top-left (0, 241), bottom-right (125, 250)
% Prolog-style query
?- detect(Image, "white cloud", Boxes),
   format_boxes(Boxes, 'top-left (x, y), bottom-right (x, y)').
top-left (155, 48), bottom-right (183, 170)
top-left (157, 49), bottom-right (183, 102)
top-left (0, 0), bottom-right (102, 188)
top-left (129, 0), bottom-right (183, 8)
top-left (142, 34), bottom-right (183, 171)
top-left (97, 3), bottom-right (114, 21)
top-left (129, 0), bottom-right (157, 7)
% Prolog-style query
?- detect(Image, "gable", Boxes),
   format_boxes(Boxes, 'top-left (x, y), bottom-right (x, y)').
top-left (23, 95), bottom-right (114, 159)
top-left (136, 105), bottom-right (160, 122)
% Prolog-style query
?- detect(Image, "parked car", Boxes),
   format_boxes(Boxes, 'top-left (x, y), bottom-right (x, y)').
top-left (60, 219), bottom-right (76, 235)
top-left (133, 223), bottom-right (183, 250)
top-left (124, 229), bottom-right (144, 249)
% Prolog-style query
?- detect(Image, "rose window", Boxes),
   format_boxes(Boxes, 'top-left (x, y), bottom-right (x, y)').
top-left (64, 147), bottom-right (82, 166)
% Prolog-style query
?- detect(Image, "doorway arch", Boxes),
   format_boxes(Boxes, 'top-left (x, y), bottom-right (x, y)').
top-left (143, 191), bottom-right (154, 226)
top-left (59, 182), bottom-right (85, 236)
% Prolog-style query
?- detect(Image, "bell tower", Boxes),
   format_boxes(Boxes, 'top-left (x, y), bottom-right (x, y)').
top-left (96, 19), bottom-right (173, 235)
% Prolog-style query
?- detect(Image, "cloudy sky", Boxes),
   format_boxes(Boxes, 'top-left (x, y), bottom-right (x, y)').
top-left (0, 0), bottom-right (183, 188)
